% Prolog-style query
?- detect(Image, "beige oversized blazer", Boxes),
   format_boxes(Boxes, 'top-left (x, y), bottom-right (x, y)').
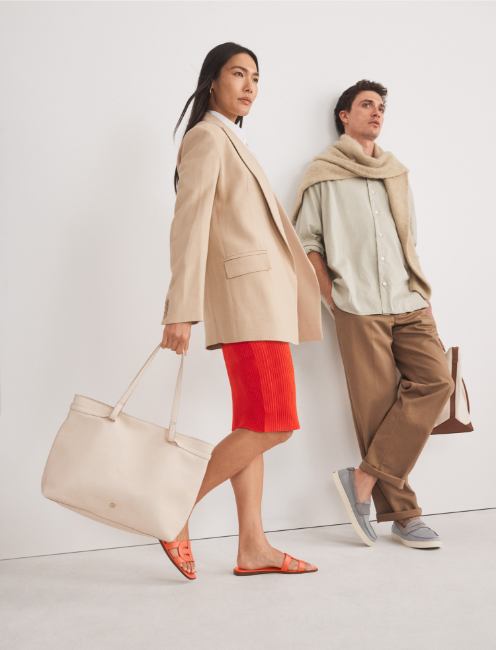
top-left (162, 112), bottom-right (322, 350)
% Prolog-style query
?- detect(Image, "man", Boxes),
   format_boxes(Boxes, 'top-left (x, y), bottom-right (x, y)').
top-left (293, 80), bottom-right (454, 549)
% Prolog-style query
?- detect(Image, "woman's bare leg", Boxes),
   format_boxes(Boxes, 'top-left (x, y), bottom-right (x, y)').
top-left (232, 454), bottom-right (316, 572)
top-left (196, 428), bottom-right (292, 502)
top-left (170, 428), bottom-right (294, 574)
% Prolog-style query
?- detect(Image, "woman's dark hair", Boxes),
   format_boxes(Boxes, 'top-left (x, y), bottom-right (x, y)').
top-left (173, 42), bottom-right (259, 191)
top-left (334, 80), bottom-right (388, 135)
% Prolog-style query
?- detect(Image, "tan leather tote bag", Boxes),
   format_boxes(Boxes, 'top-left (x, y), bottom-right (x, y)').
top-left (41, 346), bottom-right (214, 541)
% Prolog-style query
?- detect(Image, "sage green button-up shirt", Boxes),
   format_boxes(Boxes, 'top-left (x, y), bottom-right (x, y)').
top-left (295, 178), bottom-right (428, 316)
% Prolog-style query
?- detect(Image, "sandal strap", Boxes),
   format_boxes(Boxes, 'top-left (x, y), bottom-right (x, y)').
top-left (281, 553), bottom-right (293, 572)
top-left (287, 558), bottom-right (305, 572)
top-left (177, 541), bottom-right (194, 563)
top-left (281, 553), bottom-right (306, 573)
top-left (162, 540), bottom-right (195, 565)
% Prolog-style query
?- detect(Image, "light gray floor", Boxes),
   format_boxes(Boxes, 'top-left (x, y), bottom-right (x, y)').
top-left (1, 510), bottom-right (495, 650)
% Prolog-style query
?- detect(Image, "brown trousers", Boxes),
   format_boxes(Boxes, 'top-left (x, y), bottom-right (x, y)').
top-left (334, 306), bottom-right (454, 522)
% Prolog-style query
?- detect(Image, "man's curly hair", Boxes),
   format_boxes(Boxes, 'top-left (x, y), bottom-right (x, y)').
top-left (334, 80), bottom-right (388, 135)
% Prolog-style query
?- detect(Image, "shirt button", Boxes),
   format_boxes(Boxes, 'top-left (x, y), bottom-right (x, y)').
top-left (381, 257), bottom-right (385, 261)
top-left (375, 211), bottom-right (379, 214)
top-left (382, 282), bottom-right (387, 286)
top-left (371, 190), bottom-right (375, 194)
top-left (379, 233), bottom-right (383, 237)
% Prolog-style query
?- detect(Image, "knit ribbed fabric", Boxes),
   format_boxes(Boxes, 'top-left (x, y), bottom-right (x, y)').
top-left (222, 341), bottom-right (300, 433)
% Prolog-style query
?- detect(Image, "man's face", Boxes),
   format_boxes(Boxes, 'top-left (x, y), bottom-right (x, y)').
top-left (339, 91), bottom-right (385, 141)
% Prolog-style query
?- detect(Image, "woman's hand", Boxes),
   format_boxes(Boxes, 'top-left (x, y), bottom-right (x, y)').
top-left (161, 322), bottom-right (192, 355)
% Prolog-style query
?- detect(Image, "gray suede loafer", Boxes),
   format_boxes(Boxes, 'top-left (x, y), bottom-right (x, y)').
top-left (391, 519), bottom-right (442, 549)
top-left (333, 467), bottom-right (377, 546)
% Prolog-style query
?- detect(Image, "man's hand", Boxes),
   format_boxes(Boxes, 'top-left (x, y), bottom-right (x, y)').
top-left (308, 251), bottom-right (334, 311)
top-left (161, 322), bottom-right (192, 355)
top-left (321, 285), bottom-right (335, 312)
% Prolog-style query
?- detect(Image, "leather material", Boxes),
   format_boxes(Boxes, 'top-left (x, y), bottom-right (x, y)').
top-left (160, 540), bottom-right (197, 579)
top-left (281, 553), bottom-right (292, 572)
top-left (41, 346), bottom-right (214, 541)
top-left (279, 554), bottom-right (307, 573)
top-left (163, 541), bottom-right (195, 566)
top-left (431, 347), bottom-right (473, 434)
top-left (397, 345), bottom-right (473, 435)
top-left (233, 553), bottom-right (314, 575)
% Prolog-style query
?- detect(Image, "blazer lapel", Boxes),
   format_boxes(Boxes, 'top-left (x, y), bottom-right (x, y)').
top-left (202, 113), bottom-right (289, 247)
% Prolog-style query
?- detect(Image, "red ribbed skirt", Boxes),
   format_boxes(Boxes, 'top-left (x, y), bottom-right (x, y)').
top-left (222, 341), bottom-right (300, 433)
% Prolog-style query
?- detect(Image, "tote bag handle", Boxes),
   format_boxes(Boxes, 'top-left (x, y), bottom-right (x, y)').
top-left (108, 345), bottom-right (184, 443)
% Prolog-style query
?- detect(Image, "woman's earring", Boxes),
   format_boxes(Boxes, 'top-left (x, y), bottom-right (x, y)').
top-left (210, 87), bottom-right (213, 94)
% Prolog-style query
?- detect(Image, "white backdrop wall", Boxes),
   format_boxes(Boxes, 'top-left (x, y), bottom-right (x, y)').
top-left (1, 1), bottom-right (494, 560)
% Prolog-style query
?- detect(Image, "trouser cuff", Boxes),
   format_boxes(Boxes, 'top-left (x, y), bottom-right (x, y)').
top-left (376, 508), bottom-right (422, 523)
top-left (359, 460), bottom-right (405, 489)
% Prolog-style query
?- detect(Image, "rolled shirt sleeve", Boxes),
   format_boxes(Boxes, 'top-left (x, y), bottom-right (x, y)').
top-left (294, 183), bottom-right (327, 261)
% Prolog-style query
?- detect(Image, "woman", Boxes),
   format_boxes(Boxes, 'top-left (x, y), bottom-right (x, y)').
top-left (160, 42), bottom-right (322, 579)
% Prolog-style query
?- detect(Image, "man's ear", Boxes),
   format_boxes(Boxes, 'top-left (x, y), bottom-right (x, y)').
top-left (339, 110), bottom-right (348, 126)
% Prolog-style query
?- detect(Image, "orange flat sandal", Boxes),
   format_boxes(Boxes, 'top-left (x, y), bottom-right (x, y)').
top-left (159, 540), bottom-right (196, 580)
top-left (233, 553), bottom-right (318, 576)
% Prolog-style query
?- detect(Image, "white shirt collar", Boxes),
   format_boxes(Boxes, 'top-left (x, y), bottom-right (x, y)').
top-left (207, 110), bottom-right (251, 150)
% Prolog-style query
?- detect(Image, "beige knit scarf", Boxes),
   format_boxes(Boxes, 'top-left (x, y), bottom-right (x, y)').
top-left (292, 134), bottom-right (431, 301)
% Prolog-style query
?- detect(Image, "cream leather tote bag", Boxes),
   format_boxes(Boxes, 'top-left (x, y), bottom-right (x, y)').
top-left (398, 345), bottom-right (473, 435)
top-left (42, 346), bottom-right (214, 541)
top-left (431, 346), bottom-right (473, 435)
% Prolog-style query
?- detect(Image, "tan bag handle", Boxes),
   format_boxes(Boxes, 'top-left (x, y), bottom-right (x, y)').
top-left (108, 345), bottom-right (184, 443)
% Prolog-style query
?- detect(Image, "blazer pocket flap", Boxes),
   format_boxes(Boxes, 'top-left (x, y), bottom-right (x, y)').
top-left (224, 251), bottom-right (271, 279)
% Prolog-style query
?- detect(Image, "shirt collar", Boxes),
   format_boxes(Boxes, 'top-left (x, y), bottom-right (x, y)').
top-left (207, 110), bottom-right (249, 148)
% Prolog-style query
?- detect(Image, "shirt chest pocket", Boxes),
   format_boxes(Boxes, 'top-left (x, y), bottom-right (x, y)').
top-left (224, 250), bottom-right (271, 279)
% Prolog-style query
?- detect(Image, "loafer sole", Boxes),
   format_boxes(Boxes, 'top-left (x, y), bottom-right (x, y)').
top-left (391, 532), bottom-right (442, 549)
top-left (333, 471), bottom-right (375, 547)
